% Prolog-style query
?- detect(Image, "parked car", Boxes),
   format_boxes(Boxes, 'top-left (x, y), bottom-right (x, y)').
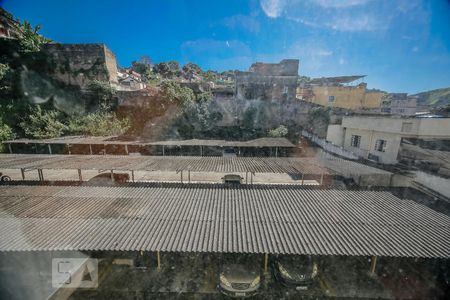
top-left (272, 255), bottom-right (318, 290)
top-left (87, 172), bottom-right (130, 185)
top-left (218, 259), bottom-right (261, 297)
top-left (223, 147), bottom-right (237, 157)
top-left (222, 174), bottom-right (243, 184)
top-left (0, 172), bottom-right (11, 181)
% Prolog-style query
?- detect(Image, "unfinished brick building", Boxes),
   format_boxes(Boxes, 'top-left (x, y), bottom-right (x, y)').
top-left (235, 59), bottom-right (299, 101)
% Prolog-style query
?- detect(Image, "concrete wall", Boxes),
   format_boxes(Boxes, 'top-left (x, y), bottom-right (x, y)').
top-left (364, 91), bottom-right (386, 108)
top-left (103, 46), bottom-right (118, 84)
top-left (326, 124), bottom-right (345, 146)
top-left (43, 43), bottom-right (118, 89)
top-left (307, 84), bottom-right (385, 109)
top-left (331, 116), bottom-right (450, 164)
top-left (342, 116), bottom-right (450, 138)
top-left (343, 128), bottom-right (402, 164)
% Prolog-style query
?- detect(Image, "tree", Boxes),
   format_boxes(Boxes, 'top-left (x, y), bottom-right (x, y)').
top-left (182, 63), bottom-right (203, 81)
top-left (203, 70), bottom-right (218, 83)
top-left (138, 55), bottom-right (153, 66)
top-left (153, 62), bottom-right (171, 78)
top-left (16, 20), bottom-right (51, 52)
top-left (0, 117), bottom-right (14, 152)
top-left (68, 110), bottom-right (130, 136)
top-left (268, 125), bottom-right (288, 138)
top-left (160, 81), bottom-right (195, 108)
top-left (86, 80), bottom-right (117, 110)
top-left (131, 55), bottom-right (154, 81)
top-left (19, 105), bottom-right (67, 139)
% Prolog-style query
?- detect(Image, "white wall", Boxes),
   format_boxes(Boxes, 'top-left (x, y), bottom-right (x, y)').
top-left (343, 128), bottom-right (401, 164)
top-left (342, 116), bottom-right (450, 138)
top-left (326, 124), bottom-right (345, 146)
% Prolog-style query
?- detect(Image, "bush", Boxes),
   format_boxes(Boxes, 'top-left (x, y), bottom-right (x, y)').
top-left (268, 125), bottom-right (288, 138)
top-left (0, 118), bottom-right (14, 152)
top-left (68, 110), bottom-right (130, 136)
top-left (19, 105), bottom-right (67, 139)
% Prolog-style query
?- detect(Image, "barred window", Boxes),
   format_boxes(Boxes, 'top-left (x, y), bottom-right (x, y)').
top-left (374, 139), bottom-right (387, 152)
top-left (350, 135), bottom-right (361, 148)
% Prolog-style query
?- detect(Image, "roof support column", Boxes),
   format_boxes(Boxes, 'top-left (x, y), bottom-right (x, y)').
top-left (264, 253), bottom-right (269, 274)
top-left (131, 170), bottom-right (135, 182)
top-left (35, 143), bottom-right (38, 154)
top-left (162, 145), bottom-right (165, 156)
top-left (320, 173), bottom-right (324, 185)
top-left (67, 144), bottom-right (71, 155)
top-left (369, 255), bottom-right (378, 275)
top-left (157, 251), bottom-right (161, 271)
top-left (8, 144), bottom-right (12, 154)
top-left (78, 169), bottom-right (82, 182)
top-left (89, 144), bottom-right (93, 155)
top-left (47, 144), bottom-right (52, 155)
top-left (38, 169), bottom-right (44, 181)
top-left (110, 170), bottom-right (114, 181)
top-left (275, 147), bottom-right (278, 157)
top-left (200, 146), bottom-right (203, 156)
top-left (188, 170), bottom-right (191, 183)
top-left (125, 144), bottom-right (129, 155)
top-left (20, 168), bottom-right (25, 180)
top-left (301, 173), bottom-right (304, 185)
top-left (245, 171), bottom-right (248, 184)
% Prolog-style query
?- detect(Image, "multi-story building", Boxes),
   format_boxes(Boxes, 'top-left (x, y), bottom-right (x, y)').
top-left (235, 59), bottom-right (299, 101)
top-left (297, 75), bottom-right (386, 110)
top-left (326, 116), bottom-right (450, 164)
top-left (380, 93), bottom-right (417, 116)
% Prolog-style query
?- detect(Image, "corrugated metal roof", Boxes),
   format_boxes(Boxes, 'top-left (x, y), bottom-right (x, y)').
top-left (0, 154), bottom-right (332, 174)
top-left (4, 137), bottom-right (296, 148)
top-left (309, 75), bottom-right (366, 85)
top-left (0, 184), bottom-right (448, 257)
top-left (0, 154), bottom-right (392, 176)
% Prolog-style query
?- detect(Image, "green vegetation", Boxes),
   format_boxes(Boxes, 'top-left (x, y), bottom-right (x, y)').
top-left (0, 11), bottom-right (130, 151)
top-left (413, 88), bottom-right (450, 108)
top-left (67, 109), bottom-right (130, 136)
top-left (268, 125), bottom-right (288, 138)
top-left (19, 105), bottom-right (67, 139)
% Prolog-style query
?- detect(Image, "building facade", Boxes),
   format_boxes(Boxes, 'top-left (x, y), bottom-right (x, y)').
top-left (235, 59), bottom-right (299, 101)
top-left (326, 116), bottom-right (450, 164)
top-left (297, 76), bottom-right (386, 110)
top-left (380, 93), bottom-right (417, 116)
top-left (43, 43), bottom-right (118, 89)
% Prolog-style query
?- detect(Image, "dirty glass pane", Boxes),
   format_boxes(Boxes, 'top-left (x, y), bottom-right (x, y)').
top-left (0, 1), bottom-right (449, 299)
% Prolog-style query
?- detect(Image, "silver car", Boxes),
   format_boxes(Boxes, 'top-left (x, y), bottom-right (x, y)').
top-left (218, 262), bottom-right (261, 297)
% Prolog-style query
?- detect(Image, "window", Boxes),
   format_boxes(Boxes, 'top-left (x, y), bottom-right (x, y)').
top-left (350, 135), bottom-right (361, 148)
top-left (328, 95), bottom-right (335, 102)
top-left (402, 122), bottom-right (413, 132)
top-left (283, 85), bottom-right (288, 94)
top-left (374, 139), bottom-right (387, 152)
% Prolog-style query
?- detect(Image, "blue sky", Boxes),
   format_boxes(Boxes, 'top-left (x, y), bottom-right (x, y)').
top-left (3, 0), bottom-right (450, 94)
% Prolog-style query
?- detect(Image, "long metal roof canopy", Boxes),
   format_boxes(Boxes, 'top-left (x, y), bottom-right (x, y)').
top-left (0, 184), bottom-right (448, 257)
top-left (0, 154), bottom-right (332, 174)
top-left (4, 137), bottom-right (296, 148)
top-left (0, 154), bottom-right (392, 176)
